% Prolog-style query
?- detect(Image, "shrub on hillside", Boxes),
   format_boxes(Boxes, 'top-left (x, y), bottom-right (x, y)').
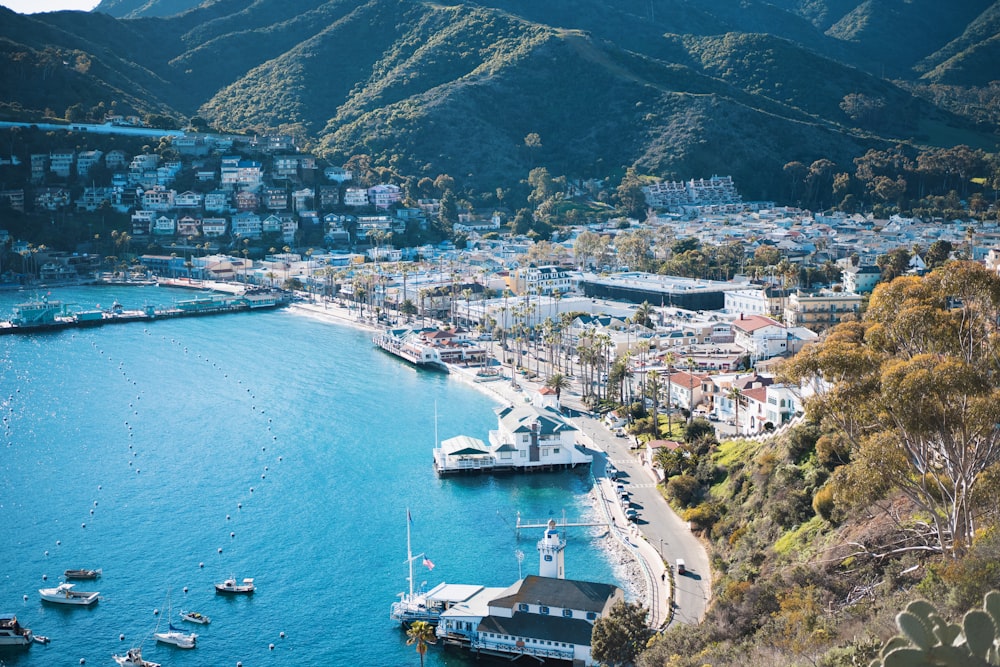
top-left (667, 474), bottom-right (701, 507)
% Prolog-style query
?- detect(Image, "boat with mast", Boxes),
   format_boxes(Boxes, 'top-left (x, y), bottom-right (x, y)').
top-left (154, 592), bottom-right (196, 649)
top-left (389, 508), bottom-right (445, 626)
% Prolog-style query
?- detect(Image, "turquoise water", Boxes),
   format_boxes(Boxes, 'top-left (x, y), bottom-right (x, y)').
top-left (0, 286), bottom-right (619, 667)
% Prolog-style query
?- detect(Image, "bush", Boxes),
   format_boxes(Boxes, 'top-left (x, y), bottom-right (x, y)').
top-left (666, 474), bottom-right (702, 508)
top-left (684, 501), bottom-right (721, 530)
top-left (812, 483), bottom-right (836, 521)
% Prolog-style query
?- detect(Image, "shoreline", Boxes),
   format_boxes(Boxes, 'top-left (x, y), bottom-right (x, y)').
top-left (287, 298), bottom-right (656, 609)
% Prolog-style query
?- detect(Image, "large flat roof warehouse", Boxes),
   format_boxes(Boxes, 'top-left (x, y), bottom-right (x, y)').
top-left (580, 272), bottom-right (751, 310)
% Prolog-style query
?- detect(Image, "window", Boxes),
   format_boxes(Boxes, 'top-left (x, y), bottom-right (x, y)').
top-left (518, 603), bottom-right (529, 612)
top-left (544, 554), bottom-right (552, 561)
top-left (542, 449), bottom-right (548, 457)
top-left (586, 612), bottom-right (597, 620)
top-left (540, 606), bottom-right (549, 615)
top-left (562, 609), bottom-right (573, 618)
top-left (553, 448), bottom-right (560, 454)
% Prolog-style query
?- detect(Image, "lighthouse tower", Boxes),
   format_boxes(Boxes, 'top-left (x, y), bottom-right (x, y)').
top-left (537, 518), bottom-right (566, 579)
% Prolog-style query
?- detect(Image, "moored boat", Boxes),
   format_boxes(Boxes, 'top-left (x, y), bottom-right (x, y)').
top-left (154, 624), bottom-right (196, 649)
top-left (390, 508), bottom-right (445, 626)
top-left (113, 647), bottom-right (160, 667)
top-left (0, 614), bottom-right (33, 646)
top-left (33, 635), bottom-right (50, 644)
top-left (63, 568), bottom-right (101, 580)
top-left (178, 610), bottom-right (210, 624)
top-left (215, 577), bottom-right (255, 594)
top-left (38, 582), bottom-right (99, 605)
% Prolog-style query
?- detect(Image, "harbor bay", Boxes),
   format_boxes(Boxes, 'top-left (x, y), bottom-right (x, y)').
top-left (0, 286), bottom-right (623, 666)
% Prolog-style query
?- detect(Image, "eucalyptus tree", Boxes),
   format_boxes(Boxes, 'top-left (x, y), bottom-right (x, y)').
top-left (783, 261), bottom-right (1000, 557)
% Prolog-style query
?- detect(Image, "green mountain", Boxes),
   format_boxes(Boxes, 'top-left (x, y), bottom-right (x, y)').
top-left (3, 0), bottom-right (995, 197)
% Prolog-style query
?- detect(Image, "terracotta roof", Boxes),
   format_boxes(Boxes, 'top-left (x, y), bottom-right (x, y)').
top-left (742, 386), bottom-right (768, 403)
top-left (731, 315), bottom-right (783, 333)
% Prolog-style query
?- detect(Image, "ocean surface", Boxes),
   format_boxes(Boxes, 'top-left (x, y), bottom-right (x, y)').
top-left (0, 285), bottom-right (622, 667)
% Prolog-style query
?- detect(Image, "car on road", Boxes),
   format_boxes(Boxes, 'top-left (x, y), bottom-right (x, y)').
top-left (625, 508), bottom-right (638, 522)
top-left (676, 558), bottom-right (686, 575)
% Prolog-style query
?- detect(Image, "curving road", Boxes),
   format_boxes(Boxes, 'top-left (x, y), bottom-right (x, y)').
top-left (571, 413), bottom-right (712, 626)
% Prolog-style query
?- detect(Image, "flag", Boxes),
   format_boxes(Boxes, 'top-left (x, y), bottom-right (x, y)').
top-left (422, 557), bottom-right (435, 571)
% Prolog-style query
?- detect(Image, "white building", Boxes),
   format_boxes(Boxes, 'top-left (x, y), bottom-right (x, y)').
top-left (436, 521), bottom-right (624, 666)
top-left (434, 404), bottom-right (592, 474)
top-left (731, 314), bottom-right (788, 363)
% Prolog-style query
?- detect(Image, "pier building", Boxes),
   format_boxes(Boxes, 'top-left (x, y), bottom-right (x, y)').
top-left (435, 519), bottom-right (623, 666)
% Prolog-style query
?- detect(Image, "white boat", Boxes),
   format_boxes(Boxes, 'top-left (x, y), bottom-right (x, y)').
top-left (389, 508), bottom-right (445, 626)
top-left (0, 613), bottom-right (33, 646)
top-left (39, 582), bottom-right (99, 605)
top-left (215, 577), bottom-right (255, 594)
top-left (113, 647), bottom-right (161, 667)
top-left (178, 610), bottom-right (210, 624)
top-left (154, 624), bottom-right (197, 649)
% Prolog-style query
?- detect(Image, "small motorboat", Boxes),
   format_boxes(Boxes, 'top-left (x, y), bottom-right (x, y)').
top-left (154, 624), bottom-right (197, 649)
top-left (113, 647), bottom-right (161, 667)
top-left (215, 577), bottom-right (255, 594)
top-left (39, 583), bottom-right (99, 606)
top-left (33, 635), bottom-right (50, 644)
top-left (179, 610), bottom-right (210, 624)
top-left (63, 568), bottom-right (102, 580)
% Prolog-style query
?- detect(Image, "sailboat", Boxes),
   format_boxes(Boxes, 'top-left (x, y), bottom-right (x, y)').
top-left (388, 508), bottom-right (444, 626)
top-left (154, 591), bottom-right (197, 649)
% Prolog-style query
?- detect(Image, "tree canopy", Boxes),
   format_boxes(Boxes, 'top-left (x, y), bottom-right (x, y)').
top-left (783, 261), bottom-right (1000, 557)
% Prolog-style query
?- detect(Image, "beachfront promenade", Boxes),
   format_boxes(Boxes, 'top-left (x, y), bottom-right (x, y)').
top-left (289, 297), bottom-right (711, 629)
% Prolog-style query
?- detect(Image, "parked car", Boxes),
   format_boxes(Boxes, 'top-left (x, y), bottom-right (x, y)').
top-left (614, 427), bottom-right (627, 437)
top-left (625, 508), bottom-right (638, 522)
top-left (616, 483), bottom-right (626, 496)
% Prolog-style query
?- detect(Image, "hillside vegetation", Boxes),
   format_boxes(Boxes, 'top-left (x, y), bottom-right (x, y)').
top-left (1, 0), bottom-right (993, 198)
top-left (639, 262), bottom-right (1000, 666)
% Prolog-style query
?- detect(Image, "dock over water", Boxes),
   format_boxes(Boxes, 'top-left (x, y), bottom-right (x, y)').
top-left (0, 288), bottom-right (287, 335)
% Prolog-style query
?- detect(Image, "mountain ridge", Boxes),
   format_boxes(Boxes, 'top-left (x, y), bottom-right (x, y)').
top-left (3, 0), bottom-right (994, 197)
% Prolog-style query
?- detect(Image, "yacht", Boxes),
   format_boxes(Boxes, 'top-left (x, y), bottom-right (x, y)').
top-left (0, 614), bottom-right (32, 646)
top-left (39, 582), bottom-right (99, 605)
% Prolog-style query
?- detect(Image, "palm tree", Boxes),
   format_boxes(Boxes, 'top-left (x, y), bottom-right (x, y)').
top-left (662, 351), bottom-right (676, 436)
top-left (647, 370), bottom-right (661, 439)
top-left (686, 356), bottom-right (697, 424)
top-left (405, 620), bottom-right (436, 667)
top-left (727, 385), bottom-right (743, 431)
top-left (546, 373), bottom-right (571, 401)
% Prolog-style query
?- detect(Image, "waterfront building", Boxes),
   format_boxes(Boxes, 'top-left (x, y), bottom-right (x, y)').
top-left (436, 520), bottom-right (623, 666)
top-left (433, 403), bottom-right (591, 475)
